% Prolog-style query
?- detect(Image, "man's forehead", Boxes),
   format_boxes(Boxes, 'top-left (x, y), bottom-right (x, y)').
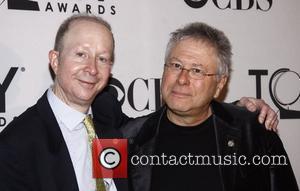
top-left (170, 39), bottom-right (217, 57)
top-left (62, 20), bottom-right (112, 44)
top-left (68, 19), bottom-right (107, 32)
top-left (168, 41), bottom-right (218, 68)
top-left (176, 37), bottom-right (215, 49)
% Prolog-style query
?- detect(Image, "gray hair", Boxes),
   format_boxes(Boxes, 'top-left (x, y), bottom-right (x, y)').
top-left (54, 13), bottom-right (115, 62)
top-left (165, 22), bottom-right (232, 76)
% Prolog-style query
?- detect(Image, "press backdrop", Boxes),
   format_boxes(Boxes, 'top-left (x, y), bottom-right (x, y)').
top-left (0, 0), bottom-right (299, 186)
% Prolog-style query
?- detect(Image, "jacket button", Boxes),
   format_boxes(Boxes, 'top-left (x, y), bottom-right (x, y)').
top-left (227, 140), bottom-right (235, 147)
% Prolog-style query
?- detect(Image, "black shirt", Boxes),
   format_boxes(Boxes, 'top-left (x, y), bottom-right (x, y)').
top-left (150, 114), bottom-right (223, 191)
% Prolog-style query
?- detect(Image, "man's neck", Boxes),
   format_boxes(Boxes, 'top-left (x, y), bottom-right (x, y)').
top-left (166, 106), bottom-right (212, 127)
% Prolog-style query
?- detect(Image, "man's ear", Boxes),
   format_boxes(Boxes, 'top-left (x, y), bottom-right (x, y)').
top-left (214, 75), bottom-right (228, 99)
top-left (49, 50), bottom-right (59, 75)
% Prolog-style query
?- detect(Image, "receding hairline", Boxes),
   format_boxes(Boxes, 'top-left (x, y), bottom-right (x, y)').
top-left (64, 15), bottom-right (113, 32)
top-left (54, 14), bottom-right (114, 52)
top-left (54, 15), bottom-right (115, 62)
top-left (66, 19), bottom-right (114, 39)
top-left (70, 18), bottom-right (111, 29)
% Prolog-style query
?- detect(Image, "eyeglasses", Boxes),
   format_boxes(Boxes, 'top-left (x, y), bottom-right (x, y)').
top-left (164, 62), bottom-right (219, 80)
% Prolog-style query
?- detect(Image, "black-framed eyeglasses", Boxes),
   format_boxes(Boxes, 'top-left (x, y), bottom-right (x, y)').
top-left (164, 62), bottom-right (219, 80)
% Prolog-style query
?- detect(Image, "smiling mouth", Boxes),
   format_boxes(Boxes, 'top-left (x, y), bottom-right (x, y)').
top-left (78, 79), bottom-right (97, 88)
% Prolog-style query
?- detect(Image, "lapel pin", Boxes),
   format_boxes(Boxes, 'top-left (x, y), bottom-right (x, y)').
top-left (227, 140), bottom-right (235, 147)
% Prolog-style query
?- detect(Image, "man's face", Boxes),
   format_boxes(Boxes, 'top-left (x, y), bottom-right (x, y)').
top-left (49, 20), bottom-right (113, 111)
top-left (161, 38), bottom-right (227, 117)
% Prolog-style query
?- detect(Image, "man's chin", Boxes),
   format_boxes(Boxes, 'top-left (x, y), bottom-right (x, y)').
top-left (167, 105), bottom-right (191, 115)
top-left (75, 94), bottom-right (97, 105)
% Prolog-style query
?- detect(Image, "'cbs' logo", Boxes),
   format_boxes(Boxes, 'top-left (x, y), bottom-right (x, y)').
top-left (92, 139), bottom-right (128, 178)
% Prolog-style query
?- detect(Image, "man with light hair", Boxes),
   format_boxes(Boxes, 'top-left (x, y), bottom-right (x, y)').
top-left (0, 14), bottom-right (127, 191)
top-left (0, 14), bottom-right (283, 191)
top-left (94, 22), bottom-right (298, 191)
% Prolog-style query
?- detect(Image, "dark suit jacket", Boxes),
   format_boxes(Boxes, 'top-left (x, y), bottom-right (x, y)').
top-left (0, 91), bottom-right (128, 191)
top-left (118, 101), bottom-right (299, 191)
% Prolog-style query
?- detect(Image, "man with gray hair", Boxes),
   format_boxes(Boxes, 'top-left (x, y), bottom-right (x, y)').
top-left (0, 13), bottom-right (285, 191)
top-left (102, 22), bottom-right (298, 191)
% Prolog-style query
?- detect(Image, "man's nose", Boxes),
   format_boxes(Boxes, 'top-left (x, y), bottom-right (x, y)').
top-left (177, 69), bottom-right (190, 85)
top-left (86, 58), bottom-right (98, 75)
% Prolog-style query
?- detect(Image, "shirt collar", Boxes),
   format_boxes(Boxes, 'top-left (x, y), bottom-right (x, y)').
top-left (47, 87), bottom-right (92, 131)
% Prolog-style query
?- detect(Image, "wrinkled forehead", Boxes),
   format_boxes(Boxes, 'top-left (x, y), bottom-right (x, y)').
top-left (168, 37), bottom-right (216, 56)
top-left (177, 36), bottom-right (216, 50)
top-left (170, 38), bottom-right (218, 58)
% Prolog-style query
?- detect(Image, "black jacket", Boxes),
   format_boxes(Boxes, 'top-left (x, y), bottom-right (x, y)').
top-left (114, 101), bottom-right (299, 191)
top-left (91, 92), bottom-right (299, 191)
top-left (0, 91), bottom-right (128, 191)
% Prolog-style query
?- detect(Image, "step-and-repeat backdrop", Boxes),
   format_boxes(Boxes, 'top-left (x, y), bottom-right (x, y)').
top-left (1, 0), bottom-right (299, 185)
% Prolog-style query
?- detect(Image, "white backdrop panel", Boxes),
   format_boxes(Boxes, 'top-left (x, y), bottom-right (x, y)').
top-left (0, 0), bottom-right (299, 186)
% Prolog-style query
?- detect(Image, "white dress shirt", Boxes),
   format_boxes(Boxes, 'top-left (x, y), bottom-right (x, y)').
top-left (47, 88), bottom-right (117, 191)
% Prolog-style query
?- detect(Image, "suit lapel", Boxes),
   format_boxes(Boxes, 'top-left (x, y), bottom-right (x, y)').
top-left (130, 109), bottom-right (165, 191)
top-left (130, 138), bottom-right (155, 191)
top-left (35, 92), bottom-right (128, 190)
top-left (36, 92), bottom-right (79, 190)
top-left (213, 115), bottom-right (240, 191)
top-left (211, 101), bottom-right (241, 191)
